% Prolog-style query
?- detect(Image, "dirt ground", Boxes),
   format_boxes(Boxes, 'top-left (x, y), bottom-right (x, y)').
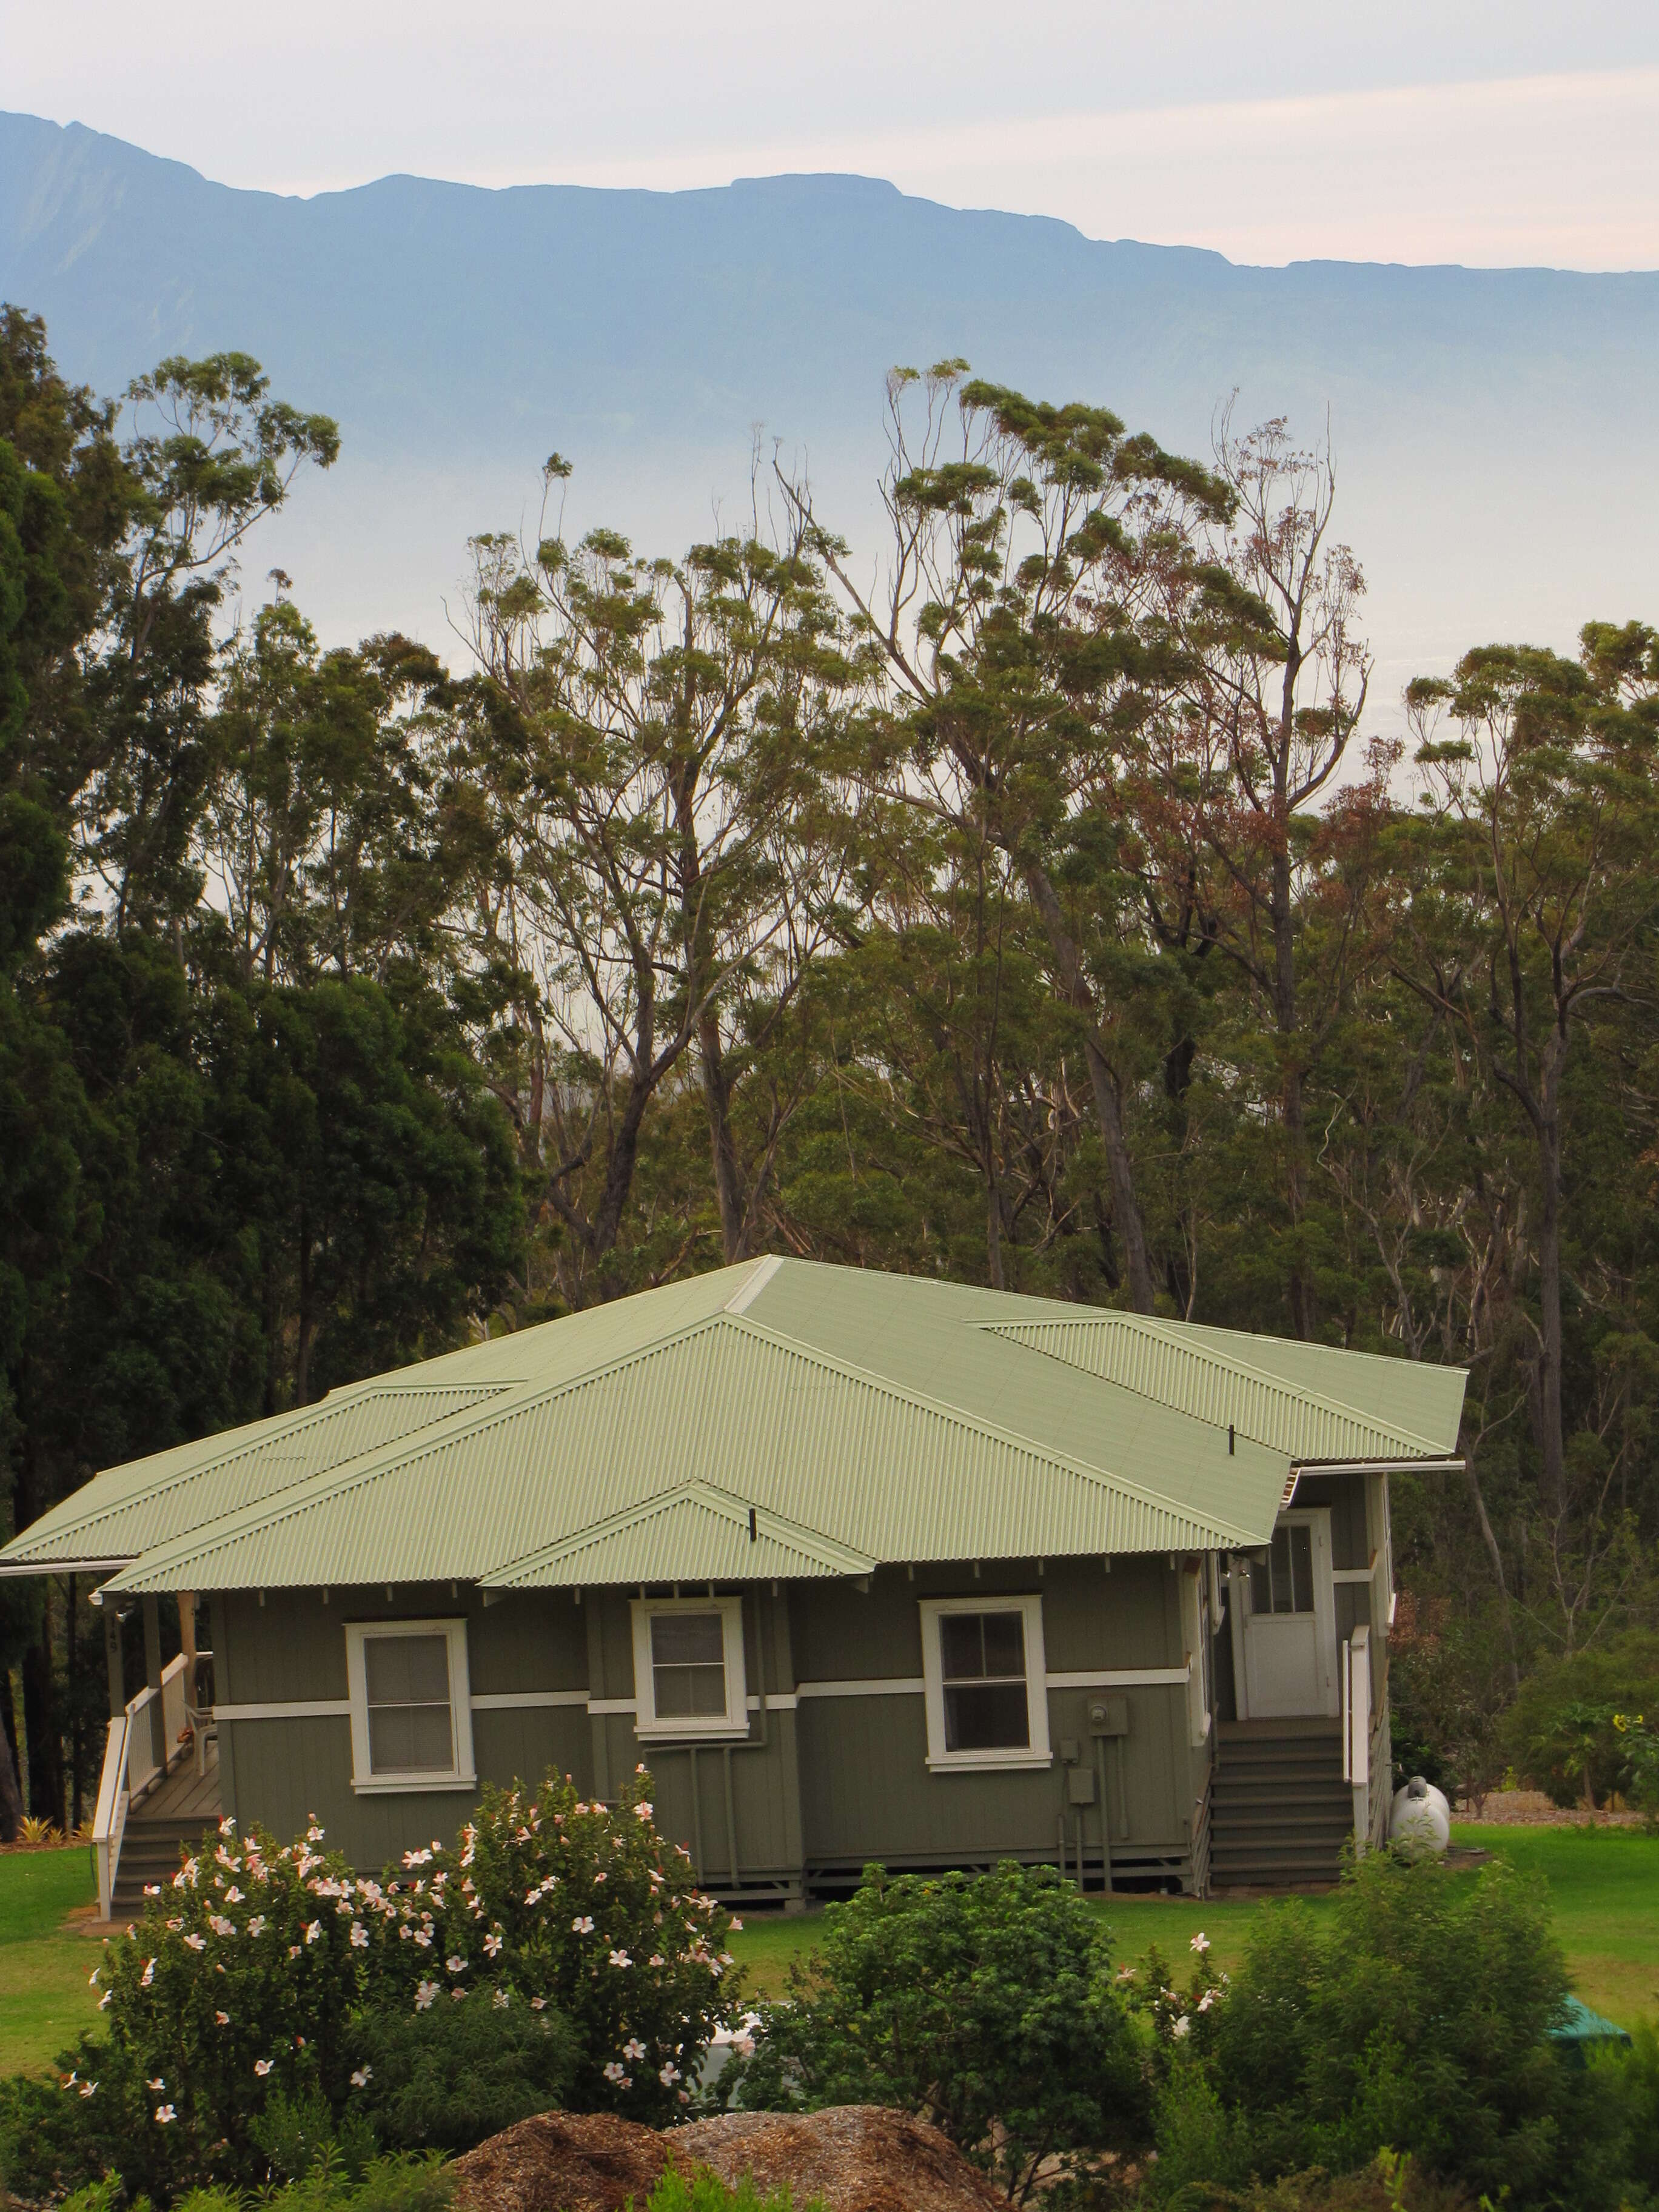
top-left (1460, 1789), bottom-right (1649, 1826)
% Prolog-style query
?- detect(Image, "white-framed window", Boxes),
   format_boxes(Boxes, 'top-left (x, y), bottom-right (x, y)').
top-left (344, 1619), bottom-right (475, 1793)
top-left (629, 1596), bottom-right (749, 1738)
top-left (918, 1595), bottom-right (1051, 1771)
top-left (1182, 1563), bottom-right (1213, 1748)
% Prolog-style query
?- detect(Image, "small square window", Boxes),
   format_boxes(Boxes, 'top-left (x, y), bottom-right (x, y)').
top-left (630, 1598), bottom-right (748, 1737)
top-left (920, 1595), bottom-right (1050, 1771)
top-left (345, 1619), bottom-right (475, 1794)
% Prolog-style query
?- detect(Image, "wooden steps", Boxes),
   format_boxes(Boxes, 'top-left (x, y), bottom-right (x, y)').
top-left (112, 1818), bottom-right (218, 1916)
top-left (1208, 1720), bottom-right (1352, 1890)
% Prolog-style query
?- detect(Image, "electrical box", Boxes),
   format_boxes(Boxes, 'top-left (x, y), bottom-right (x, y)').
top-left (1059, 1737), bottom-right (1081, 1765)
top-left (1088, 1695), bottom-right (1129, 1738)
top-left (1066, 1765), bottom-right (1096, 1806)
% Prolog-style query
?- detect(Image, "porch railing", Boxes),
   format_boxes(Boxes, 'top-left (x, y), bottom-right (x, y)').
top-left (1341, 1624), bottom-right (1372, 1853)
top-left (90, 1650), bottom-right (208, 1919)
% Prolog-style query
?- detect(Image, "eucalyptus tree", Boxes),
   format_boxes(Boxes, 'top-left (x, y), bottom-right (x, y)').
top-left (783, 361), bottom-right (1233, 1312)
top-left (1401, 626), bottom-right (1659, 1638)
top-left (458, 463), bottom-right (862, 1303)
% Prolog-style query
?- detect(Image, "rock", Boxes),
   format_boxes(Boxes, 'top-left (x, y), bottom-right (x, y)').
top-left (449, 2104), bottom-right (1008, 2212)
top-left (672, 2106), bottom-right (1010, 2212)
top-left (449, 2110), bottom-right (674, 2212)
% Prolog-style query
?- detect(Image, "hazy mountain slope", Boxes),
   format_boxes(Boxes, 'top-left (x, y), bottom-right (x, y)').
top-left (3, 109), bottom-right (1655, 694)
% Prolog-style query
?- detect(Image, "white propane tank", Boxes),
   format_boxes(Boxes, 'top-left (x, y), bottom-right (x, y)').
top-left (1389, 1774), bottom-right (1452, 1857)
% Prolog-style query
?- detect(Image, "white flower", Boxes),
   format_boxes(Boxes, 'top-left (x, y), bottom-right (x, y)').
top-left (1116, 1965), bottom-right (1136, 1982)
top-left (608, 1949), bottom-right (632, 1968)
top-left (531, 1996), bottom-right (547, 2010)
top-left (484, 1931), bottom-right (503, 1957)
top-left (659, 2063), bottom-right (680, 2086)
top-left (184, 1934), bottom-right (206, 1952)
top-left (350, 2068), bottom-right (372, 2088)
top-left (304, 1920), bottom-right (322, 1945)
top-left (413, 1929), bottom-right (432, 1948)
top-left (451, 1987), bottom-right (468, 2002)
top-left (144, 1883), bottom-right (161, 1897)
top-left (209, 1914), bottom-right (236, 1937)
top-left (1171, 2016), bottom-right (1192, 2040)
top-left (247, 1915), bottom-right (267, 1937)
top-left (140, 1959), bottom-right (155, 1986)
top-left (729, 1916), bottom-right (743, 1931)
top-left (403, 1848), bottom-right (432, 1868)
top-left (634, 1801), bottom-right (653, 1820)
top-left (216, 2010), bottom-right (230, 2026)
top-left (306, 1823), bottom-right (324, 1842)
top-left (415, 1979), bottom-right (440, 2011)
top-left (1197, 1989), bottom-right (1216, 2013)
top-left (648, 1954), bottom-right (665, 1968)
top-left (603, 2060), bottom-right (626, 2083)
top-left (146, 2077), bottom-right (166, 2091)
top-left (1190, 1931), bottom-right (1211, 1955)
top-left (351, 1922), bottom-right (369, 1948)
top-left (255, 2059), bottom-right (274, 2077)
top-left (79, 2080), bottom-right (97, 2097)
top-left (572, 1915), bottom-right (594, 1934)
top-left (88, 1969), bottom-right (100, 1988)
top-left (494, 1988), bottom-right (510, 2009)
top-left (98, 1991), bottom-right (113, 2011)
top-left (446, 1955), bottom-right (468, 1974)
top-left (623, 2037), bottom-right (647, 2059)
top-left (155, 2104), bottom-right (176, 2124)
top-left (224, 1886), bottom-right (244, 1904)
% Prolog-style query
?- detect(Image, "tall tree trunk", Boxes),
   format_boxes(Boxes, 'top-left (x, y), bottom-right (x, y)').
top-left (1271, 836), bottom-right (1313, 1339)
top-left (698, 1006), bottom-right (750, 1265)
top-left (1020, 861), bottom-right (1155, 1313)
top-left (0, 1678), bottom-right (23, 1842)
top-left (1533, 1053), bottom-right (1568, 1520)
top-left (1463, 1454), bottom-right (1521, 1692)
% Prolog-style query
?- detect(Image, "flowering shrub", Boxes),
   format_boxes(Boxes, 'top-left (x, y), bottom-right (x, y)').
top-left (373, 1766), bottom-right (740, 2122)
top-left (1119, 1931), bottom-right (1227, 2070)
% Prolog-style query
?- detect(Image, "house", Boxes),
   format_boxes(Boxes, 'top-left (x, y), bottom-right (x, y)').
top-left (0, 1258), bottom-right (1466, 1915)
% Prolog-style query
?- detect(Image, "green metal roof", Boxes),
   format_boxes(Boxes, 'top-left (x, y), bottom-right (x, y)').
top-left (1, 1258), bottom-right (1467, 1595)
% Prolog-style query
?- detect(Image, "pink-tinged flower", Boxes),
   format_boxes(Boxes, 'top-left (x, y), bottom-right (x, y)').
top-left (1197, 1989), bottom-right (1216, 2013)
top-left (608, 1949), bottom-right (632, 1968)
top-left (140, 1959), bottom-right (156, 1985)
top-left (350, 1922), bottom-right (369, 1948)
top-left (62, 2073), bottom-right (78, 2089)
top-left (678, 2090), bottom-right (690, 2105)
top-left (648, 1954), bottom-right (665, 1968)
top-left (659, 2063), bottom-right (681, 2086)
top-left (493, 1988), bottom-right (509, 2010)
top-left (255, 2059), bottom-right (273, 2077)
top-left (1116, 1965), bottom-right (1136, 1982)
top-left (304, 1920), bottom-right (322, 1945)
top-left (415, 1980), bottom-right (440, 2011)
top-left (306, 1822), bottom-right (324, 1842)
top-left (1171, 2016), bottom-right (1192, 2040)
top-left (155, 2104), bottom-right (176, 2124)
top-left (1190, 1931), bottom-right (1210, 1955)
top-left (403, 1848), bottom-right (432, 1869)
top-left (351, 2067), bottom-right (372, 2088)
top-left (146, 2077), bottom-right (166, 2091)
top-left (446, 1955), bottom-right (467, 1974)
top-left (531, 1997), bottom-right (547, 2011)
top-left (413, 1929), bottom-right (432, 1948)
top-left (79, 2080), bottom-right (97, 2097)
top-left (247, 1915), bottom-right (267, 1937)
top-left (216, 2010), bottom-right (230, 2026)
top-left (144, 1883), bottom-right (161, 1897)
top-left (593, 1871), bottom-right (607, 1883)
top-left (572, 1915), bottom-right (595, 1934)
top-left (729, 1917), bottom-right (743, 1931)
top-left (209, 1914), bottom-right (235, 1937)
top-left (186, 1932), bottom-right (208, 1951)
top-left (623, 2037), bottom-right (647, 2060)
top-left (289, 1945), bottom-right (302, 1959)
top-left (224, 1886), bottom-right (244, 1905)
top-left (634, 1802), bottom-right (653, 1820)
top-left (451, 1987), bottom-right (467, 2002)
top-left (484, 1931), bottom-right (503, 1956)
top-left (603, 2060), bottom-right (626, 2083)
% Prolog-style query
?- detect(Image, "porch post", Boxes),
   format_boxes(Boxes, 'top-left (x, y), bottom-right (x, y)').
top-left (141, 1594), bottom-right (166, 1769)
top-left (104, 1605), bottom-right (125, 1719)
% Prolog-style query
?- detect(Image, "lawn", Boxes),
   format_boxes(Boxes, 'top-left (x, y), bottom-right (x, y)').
top-left (2, 1826), bottom-right (1655, 2081)
top-left (0, 1846), bottom-right (99, 2076)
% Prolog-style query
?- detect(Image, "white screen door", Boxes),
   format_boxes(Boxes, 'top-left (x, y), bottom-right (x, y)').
top-left (1241, 1508), bottom-right (1338, 1718)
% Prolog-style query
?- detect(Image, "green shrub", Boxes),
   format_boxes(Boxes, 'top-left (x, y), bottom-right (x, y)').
top-left (731, 1860), bottom-right (1145, 2202)
top-left (351, 1988), bottom-right (577, 2150)
top-left (1501, 1627), bottom-right (1659, 1808)
top-left (1179, 1851), bottom-right (1624, 2207)
top-left (644, 2172), bottom-right (814, 2212)
top-left (53, 2153), bottom-right (455, 2212)
top-left (1157, 2151), bottom-right (1476, 2208)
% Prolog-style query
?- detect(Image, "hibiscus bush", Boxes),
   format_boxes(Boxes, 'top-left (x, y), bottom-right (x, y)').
top-left (386, 1765), bottom-right (740, 2122)
top-left (0, 1768), bottom-right (737, 2205)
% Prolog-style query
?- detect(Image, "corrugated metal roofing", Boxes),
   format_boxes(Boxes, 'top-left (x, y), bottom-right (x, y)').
top-left (982, 1315), bottom-right (1451, 1462)
top-left (3, 1258), bottom-right (1468, 1595)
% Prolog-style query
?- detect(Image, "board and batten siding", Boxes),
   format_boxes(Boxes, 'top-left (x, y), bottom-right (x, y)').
top-left (210, 1556), bottom-right (1215, 1888)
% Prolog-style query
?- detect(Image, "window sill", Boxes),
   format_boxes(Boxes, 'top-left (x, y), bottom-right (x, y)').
top-left (634, 1722), bottom-right (750, 1741)
top-left (351, 1773), bottom-right (478, 1794)
top-left (926, 1751), bottom-right (1053, 1772)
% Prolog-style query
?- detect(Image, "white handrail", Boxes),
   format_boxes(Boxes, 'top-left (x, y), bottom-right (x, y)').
top-left (160, 1651), bottom-right (189, 1766)
top-left (1346, 1624), bottom-right (1372, 1854)
top-left (91, 1714), bottom-right (130, 1920)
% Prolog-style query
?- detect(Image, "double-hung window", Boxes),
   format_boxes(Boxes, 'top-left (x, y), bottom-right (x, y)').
top-left (344, 1619), bottom-right (475, 1792)
top-left (630, 1597), bottom-right (748, 1738)
top-left (919, 1595), bottom-right (1050, 1771)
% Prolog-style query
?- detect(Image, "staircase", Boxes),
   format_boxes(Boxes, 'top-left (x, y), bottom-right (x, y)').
top-left (1208, 1718), bottom-right (1353, 1890)
top-left (111, 1817), bottom-right (218, 1917)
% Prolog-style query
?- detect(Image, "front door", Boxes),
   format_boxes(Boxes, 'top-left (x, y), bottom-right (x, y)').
top-left (1240, 1509), bottom-right (1338, 1718)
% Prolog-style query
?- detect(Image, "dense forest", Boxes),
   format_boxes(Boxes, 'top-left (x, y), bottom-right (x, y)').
top-left (1, 307), bottom-right (1656, 1834)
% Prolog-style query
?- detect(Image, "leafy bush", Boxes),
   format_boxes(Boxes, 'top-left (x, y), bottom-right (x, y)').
top-left (644, 2170), bottom-right (813, 2212)
top-left (377, 1766), bottom-right (739, 2121)
top-left (1159, 2151), bottom-right (1476, 2210)
top-left (1501, 1627), bottom-right (1659, 1808)
top-left (1156, 1850), bottom-right (1626, 2208)
top-left (53, 2154), bottom-right (455, 2212)
top-left (352, 1988), bottom-right (577, 2151)
top-left (731, 1860), bottom-right (1145, 2202)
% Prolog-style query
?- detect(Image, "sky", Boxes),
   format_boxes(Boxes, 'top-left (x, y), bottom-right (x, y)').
top-left (10, 0), bottom-right (1659, 268)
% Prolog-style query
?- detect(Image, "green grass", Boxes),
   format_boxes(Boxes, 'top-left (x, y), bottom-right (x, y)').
top-left (728, 1825), bottom-right (1659, 2028)
top-left (0, 1846), bottom-right (101, 2076)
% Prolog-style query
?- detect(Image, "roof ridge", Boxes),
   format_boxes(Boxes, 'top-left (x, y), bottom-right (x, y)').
top-left (720, 1310), bottom-right (1261, 1545)
top-left (484, 1475), bottom-right (876, 1584)
top-left (983, 1311), bottom-right (1446, 1456)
